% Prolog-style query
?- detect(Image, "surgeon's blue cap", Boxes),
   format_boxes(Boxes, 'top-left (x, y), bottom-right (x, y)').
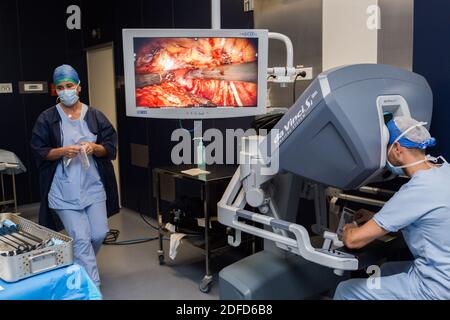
top-left (53, 64), bottom-right (80, 86)
top-left (387, 118), bottom-right (436, 150)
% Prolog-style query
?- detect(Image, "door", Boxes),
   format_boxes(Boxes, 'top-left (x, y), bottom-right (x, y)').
top-left (87, 44), bottom-right (121, 205)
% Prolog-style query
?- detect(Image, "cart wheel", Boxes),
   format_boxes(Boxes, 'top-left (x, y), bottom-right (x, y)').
top-left (199, 277), bottom-right (212, 293)
top-left (158, 254), bottom-right (165, 265)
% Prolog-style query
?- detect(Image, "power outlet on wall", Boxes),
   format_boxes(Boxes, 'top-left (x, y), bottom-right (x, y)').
top-left (0, 83), bottom-right (13, 94)
top-left (295, 67), bottom-right (314, 81)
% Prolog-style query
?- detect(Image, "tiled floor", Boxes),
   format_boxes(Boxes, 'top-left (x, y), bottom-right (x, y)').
top-left (18, 205), bottom-right (247, 300)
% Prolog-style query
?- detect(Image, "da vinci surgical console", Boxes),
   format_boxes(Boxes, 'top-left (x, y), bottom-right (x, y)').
top-left (217, 64), bottom-right (433, 299)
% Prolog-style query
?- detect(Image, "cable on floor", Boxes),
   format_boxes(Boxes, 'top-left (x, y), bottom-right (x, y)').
top-left (140, 213), bottom-right (160, 231)
top-left (103, 229), bottom-right (159, 246)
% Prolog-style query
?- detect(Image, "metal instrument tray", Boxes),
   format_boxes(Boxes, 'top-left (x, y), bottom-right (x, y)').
top-left (0, 213), bottom-right (73, 282)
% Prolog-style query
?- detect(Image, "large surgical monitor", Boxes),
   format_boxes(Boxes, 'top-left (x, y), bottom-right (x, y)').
top-left (123, 29), bottom-right (269, 119)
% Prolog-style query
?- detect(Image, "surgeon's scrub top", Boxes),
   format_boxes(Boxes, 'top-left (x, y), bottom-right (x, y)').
top-left (373, 162), bottom-right (450, 299)
top-left (48, 104), bottom-right (107, 210)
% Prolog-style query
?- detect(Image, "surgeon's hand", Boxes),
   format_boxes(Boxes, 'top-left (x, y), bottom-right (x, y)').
top-left (79, 142), bottom-right (96, 156)
top-left (354, 209), bottom-right (375, 226)
top-left (62, 145), bottom-right (81, 159)
top-left (343, 219), bottom-right (388, 250)
top-left (343, 223), bottom-right (359, 249)
top-left (343, 223), bottom-right (357, 233)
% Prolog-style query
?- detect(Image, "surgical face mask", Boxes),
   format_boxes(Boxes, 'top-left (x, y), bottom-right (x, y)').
top-left (57, 82), bottom-right (80, 107)
top-left (386, 160), bottom-right (405, 176)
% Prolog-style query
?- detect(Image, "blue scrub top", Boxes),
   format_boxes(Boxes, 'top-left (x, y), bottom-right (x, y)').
top-left (48, 104), bottom-right (107, 210)
top-left (374, 162), bottom-right (450, 299)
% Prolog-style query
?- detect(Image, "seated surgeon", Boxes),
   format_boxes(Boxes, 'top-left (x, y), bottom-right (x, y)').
top-left (334, 116), bottom-right (450, 300)
top-left (30, 64), bottom-right (119, 290)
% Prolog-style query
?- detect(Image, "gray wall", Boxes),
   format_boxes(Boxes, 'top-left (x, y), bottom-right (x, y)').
top-left (254, 0), bottom-right (415, 110)
top-left (254, 0), bottom-right (323, 108)
top-left (378, 0), bottom-right (414, 70)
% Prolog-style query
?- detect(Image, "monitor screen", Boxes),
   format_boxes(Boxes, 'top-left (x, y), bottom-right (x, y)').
top-left (123, 29), bottom-right (268, 119)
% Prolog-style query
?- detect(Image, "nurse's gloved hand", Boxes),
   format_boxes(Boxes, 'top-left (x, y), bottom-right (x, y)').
top-left (79, 142), bottom-right (96, 156)
top-left (63, 145), bottom-right (81, 159)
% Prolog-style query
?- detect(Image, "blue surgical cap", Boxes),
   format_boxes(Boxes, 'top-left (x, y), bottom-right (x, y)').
top-left (53, 64), bottom-right (80, 85)
top-left (387, 117), bottom-right (436, 150)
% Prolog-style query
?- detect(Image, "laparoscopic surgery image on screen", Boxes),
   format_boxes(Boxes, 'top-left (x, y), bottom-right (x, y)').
top-left (133, 37), bottom-right (259, 108)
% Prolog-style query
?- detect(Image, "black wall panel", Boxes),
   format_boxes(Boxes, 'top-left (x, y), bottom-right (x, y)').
top-left (0, 0), bottom-right (29, 204)
top-left (413, 0), bottom-right (450, 159)
top-left (113, 0), bottom-right (150, 214)
top-left (82, 0), bottom-right (115, 48)
top-left (221, 0), bottom-right (253, 29)
top-left (142, 0), bottom-right (174, 29)
top-left (173, 0), bottom-right (211, 28)
top-left (0, 0), bottom-right (256, 216)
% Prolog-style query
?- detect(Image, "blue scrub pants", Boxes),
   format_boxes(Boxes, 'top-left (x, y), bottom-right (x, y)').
top-left (334, 261), bottom-right (421, 300)
top-left (55, 201), bottom-right (109, 286)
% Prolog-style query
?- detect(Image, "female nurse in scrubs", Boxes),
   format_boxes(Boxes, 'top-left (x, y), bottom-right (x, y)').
top-left (31, 65), bottom-right (120, 289)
